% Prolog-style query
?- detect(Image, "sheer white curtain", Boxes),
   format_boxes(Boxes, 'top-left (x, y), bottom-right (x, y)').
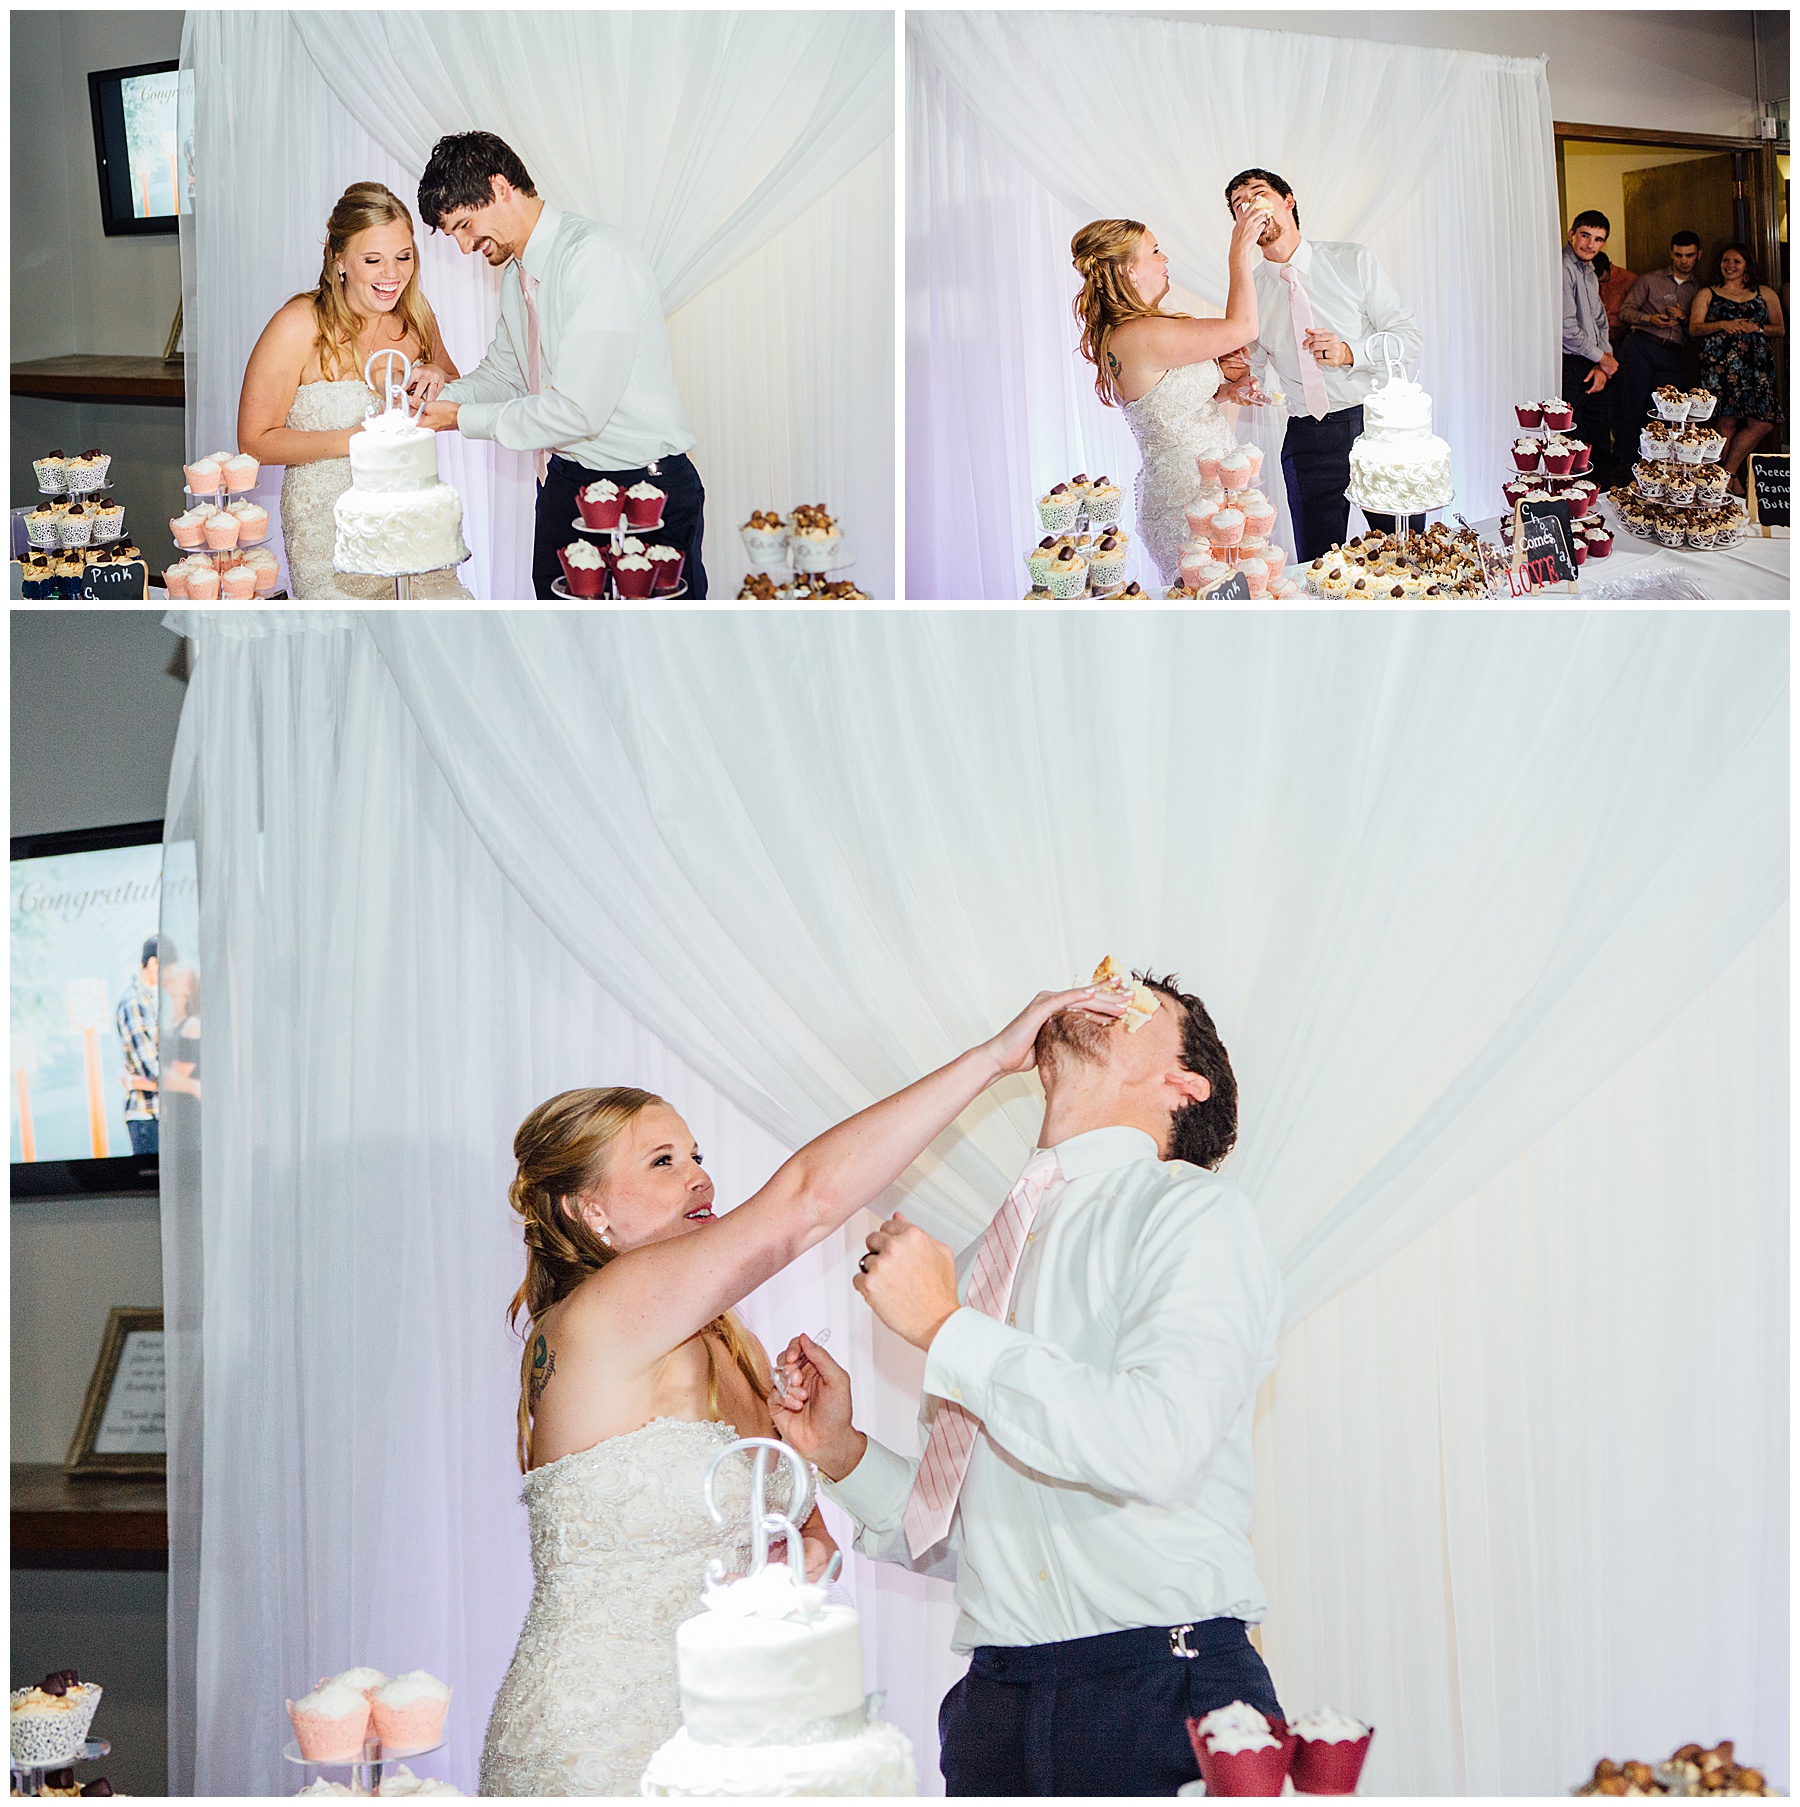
top-left (179, 12), bottom-right (893, 599)
top-left (160, 612), bottom-right (1785, 1796)
top-left (906, 13), bottom-right (1557, 597)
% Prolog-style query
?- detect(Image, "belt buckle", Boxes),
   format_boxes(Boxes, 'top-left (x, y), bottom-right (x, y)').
top-left (1169, 1623), bottom-right (1198, 1659)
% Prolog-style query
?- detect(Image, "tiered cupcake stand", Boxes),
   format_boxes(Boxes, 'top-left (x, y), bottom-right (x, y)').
top-left (1612, 385), bottom-right (1741, 551)
top-left (173, 467), bottom-right (277, 597)
top-left (10, 1737), bottom-right (110, 1797)
top-left (550, 509), bottom-right (688, 600)
top-left (1024, 497), bottom-right (1139, 600)
top-left (282, 1730), bottom-right (445, 1795)
top-left (26, 461), bottom-right (126, 569)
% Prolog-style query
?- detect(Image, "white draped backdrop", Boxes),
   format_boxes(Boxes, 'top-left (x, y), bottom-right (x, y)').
top-left (158, 611), bottom-right (1786, 1796)
top-left (179, 13), bottom-right (894, 600)
top-left (907, 13), bottom-right (1559, 598)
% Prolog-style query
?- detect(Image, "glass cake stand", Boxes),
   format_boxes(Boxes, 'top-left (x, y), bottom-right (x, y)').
top-left (282, 1732), bottom-right (445, 1793)
top-left (1346, 485), bottom-right (1456, 544)
top-left (10, 1737), bottom-right (110, 1797)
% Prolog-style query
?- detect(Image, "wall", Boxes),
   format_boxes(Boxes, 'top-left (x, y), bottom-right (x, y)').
top-left (10, 12), bottom-right (187, 564)
top-left (1561, 143), bottom-right (1722, 269)
top-left (10, 608), bottom-right (188, 1798)
top-left (1141, 11), bottom-right (1785, 137)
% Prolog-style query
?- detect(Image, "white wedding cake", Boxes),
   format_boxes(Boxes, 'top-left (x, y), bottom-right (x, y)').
top-left (333, 404), bottom-right (468, 577)
top-left (639, 1566), bottom-right (917, 1797)
top-left (1347, 372), bottom-right (1453, 514)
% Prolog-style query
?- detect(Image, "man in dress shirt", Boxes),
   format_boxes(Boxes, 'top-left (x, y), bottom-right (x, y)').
top-left (773, 971), bottom-right (1284, 1796)
top-left (1562, 211), bottom-right (1620, 489)
top-left (414, 132), bottom-right (707, 598)
top-left (1617, 232), bottom-right (1702, 443)
top-left (1227, 169), bottom-right (1426, 559)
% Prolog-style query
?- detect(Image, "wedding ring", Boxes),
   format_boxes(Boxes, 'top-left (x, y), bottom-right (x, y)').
top-left (858, 1255), bottom-right (872, 1274)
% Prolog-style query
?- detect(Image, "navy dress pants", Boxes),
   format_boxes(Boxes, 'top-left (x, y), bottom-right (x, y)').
top-left (937, 1617), bottom-right (1284, 1797)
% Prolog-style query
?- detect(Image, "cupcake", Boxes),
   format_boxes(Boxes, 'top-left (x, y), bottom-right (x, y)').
top-left (1511, 438), bottom-right (1541, 473)
top-left (1242, 443), bottom-right (1264, 481)
top-left (624, 481), bottom-right (666, 529)
top-left (162, 559), bottom-right (193, 599)
top-left (185, 562), bottom-right (221, 600)
top-left (1694, 464), bottom-right (1729, 499)
top-left (1540, 397), bottom-right (1573, 430)
top-left (231, 500), bottom-right (270, 542)
top-left (1242, 497), bottom-right (1276, 539)
top-left (26, 502), bottom-right (65, 547)
top-left (58, 504), bottom-right (94, 548)
top-left (33, 451), bottom-right (68, 493)
top-left (1632, 461), bottom-right (1666, 499)
top-left (287, 1680), bottom-right (371, 1763)
top-left (1036, 483), bottom-right (1079, 531)
top-left (611, 551), bottom-right (656, 598)
top-left (223, 452), bottom-right (260, 493)
top-left (1195, 452), bottom-right (1222, 486)
top-left (788, 513), bottom-right (844, 571)
top-left (330, 1669), bottom-right (390, 1699)
top-left (64, 450), bottom-right (110, 493)
top-left (89, 501), bottom-right (125, 542)
top-left (221, 563), bottom-right (258, 599)
top-left (1187, 1702), bottom-right (1296, 1798)
top-left (184, 457), bottom-right (223, 495)
top-left (1664, 471), bottom-right (1696, 505)
top-left (1513, 402), bottom-right (1544, 429)
top-left (20, 554), bottom-right (56, 598)
top-left (1066, 473), bottom-right (1094, 508)
top-left (556, 539), bottom-right (609, 599)
top-left (579, 480), bottom-right (625, 530)
top-left (1218, 450), bottom-right (1252, 491)
top-left (646, 543), bottom-right (685, 593)
top-left (1184, 503), bottom-right (1219, 538)
top-left (248, 550), bottom-right (282, 595)
top-left (203, 512), bottom-right (240, 550)
top-left (1027, 536), bottom-right (1061, 588)
top-left (1585, 526), bottom-right (1613, 558)
top-left (1289, 1708), bottom-right (1373, 1795)
top-left (1263, 543), bottom-right (1287, 580)
top-left (1238, 555), bottom-right (1270, 597)
top-left (1084, 476), bottom-right (1123, 525)
top-left (1207, 507), bottom-right (1245, 549)
top-left (375, 1762), bottom-right (463, 1796)
top-left (1178, 542), bottom-right (1210, 588)
top-left (1086, 533), bottom-right (1127, 589)
top-left (1686, 387), bottom-right (1716, 421)
top-left (1541, 440), bottom-right (1575, 476)
top-left (1044, 543), bottom-right (1087, 598)
top-left (1653, 384), bottom-right (1690, 423)
top-left (11, 1674), bottom-right (103, 1769)
top-left (1567, 439), bottom-right (1592, 474)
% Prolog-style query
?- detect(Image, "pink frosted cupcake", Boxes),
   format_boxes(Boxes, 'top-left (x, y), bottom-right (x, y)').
top-left (1207, 507), bottom-right (1245, 550)
top-left (185, 562), bottom-right (221, 600)
top-left (646, 544), bottom-right (684, 593)
top-left (556, 540), bottom-right (608, 599)
top-left (1242, 497), bottom-right (1275, 538)
top-left (162, 559), bottom-right (192, 599)
top-left (368, 1672), bottom-right (450, 1753)
top-left (184, 457), bottom-right (224, 495)
top-left (231, 501), bottom-right (270, 542)
top-left (624, 481), bottom-right (666, 529)
top-left (288, 1680), bottom-right (371, 1762)
top-left (1178, 542), bottom-right (1209, 589)
top-left (203, 512), bottom-right (240, 550)
top-left (1238, 555), bottom-right (1270, 597)
top-left (249, 552), bottom-right (282, 595)
top-left (1218, 450), bottom-right (1252, 491)
top-left (223, 453), bottom-right (260, 494)
top-left (611, 551), bottom-right (656, 598)
top-left (1263, 543), bottom-right (1287, 580)
top-left (171, 508), bottom-right (209, 549)
top-left (221, 563), bottom-right (258, 599)
top-left (1243, 443), bottom-right (1264, 480)
top-left (1195, 452), bottom-right (1221, 486)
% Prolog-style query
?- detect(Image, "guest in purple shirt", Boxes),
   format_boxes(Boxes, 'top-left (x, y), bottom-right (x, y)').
top-left (1617, 231), bottom-right (1701, 440)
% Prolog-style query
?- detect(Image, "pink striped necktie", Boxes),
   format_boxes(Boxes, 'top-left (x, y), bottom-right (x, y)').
top-left (1277, 263), bottom-right (1331, 420)
top-left (520, 264), bottom-right (548, 484)
top-left (901, 1147), bottom-right (1062, 1558)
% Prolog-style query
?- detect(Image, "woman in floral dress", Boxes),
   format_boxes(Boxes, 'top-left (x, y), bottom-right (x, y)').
top-left (1689, 243), bottom-right (1786, 496)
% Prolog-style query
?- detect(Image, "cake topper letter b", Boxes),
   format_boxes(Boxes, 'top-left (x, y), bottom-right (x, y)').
top-left (1367, 330), bottom-right (1407, 385)
top-left (701, 1437), bottom-right (815, 1586)
top-left (364, 348), bottom-right (418, 423)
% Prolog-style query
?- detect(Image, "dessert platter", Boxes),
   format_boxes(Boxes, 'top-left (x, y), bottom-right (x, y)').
top-left (638, 1437), bottom-right (917, 1796)
top-left (1182, 1699), bottom-right (1374, 1796)
top-left (10, 1668), bottom-right (117, 1797)
top-left (736, 506), bottom-right (869, 599)
top-left (331, 350), bottom-right (470, 599)
top-left (554, 473), bottom-right (691, 599)
top-left (285, 1667), bottom-right (461, 1795)
top-left (1572, 1738), bottom-right (1773, 1796)
top-left (1300, 523), bottom-right (1490, 598)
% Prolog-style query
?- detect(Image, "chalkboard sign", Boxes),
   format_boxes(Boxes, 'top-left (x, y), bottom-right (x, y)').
top-left (1498, 499), bottom-right (1578, 594)
top-left (1747, 453), bottom-right (1789, 530)
top-left (1209, 569), bottom-right (1252, 601)
top-left (85, 557), bottom-right (150, 599)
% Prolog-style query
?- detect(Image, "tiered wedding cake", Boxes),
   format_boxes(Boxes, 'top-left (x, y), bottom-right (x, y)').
top-left (333, 354), bottom-right (468, 578)
top-left (1347, 370), bottom-right (1453, 515)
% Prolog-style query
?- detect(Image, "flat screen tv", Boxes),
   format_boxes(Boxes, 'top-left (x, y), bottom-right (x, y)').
top-left (11, 820), bottom-right (184, 1197)
top-left (87, 59), bottom-right (193, 237)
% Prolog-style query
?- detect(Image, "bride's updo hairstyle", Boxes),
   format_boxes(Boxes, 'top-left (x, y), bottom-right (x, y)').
top-left (297, 182), bottom-right (437, 383)
top-left (507, 1087), bottom-right (769, 1471)
top-left (1071, 218), bottom-right (1189, 407)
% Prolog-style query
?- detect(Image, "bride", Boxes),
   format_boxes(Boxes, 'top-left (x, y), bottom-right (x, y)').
top-left (478, 983), bottom-right (1126, 1796)
top-left (1070, 211), bottom-right (1264, 587)
top-left (237, 182), bottom-right (470, 599)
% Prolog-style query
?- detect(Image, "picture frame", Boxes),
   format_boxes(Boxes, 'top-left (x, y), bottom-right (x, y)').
top-left (64, 1306), bottom-right (166, 1478)
top-left (163, 299), bottom-right (184, 365)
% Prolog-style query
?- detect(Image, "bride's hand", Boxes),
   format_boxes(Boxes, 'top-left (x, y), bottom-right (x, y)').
top-left (406, 362), bottom-right (451, 406)
top-left (982, 984), bottom-right (1128, 1078)
top-left (1228, 207), bottom-right (1266, 264)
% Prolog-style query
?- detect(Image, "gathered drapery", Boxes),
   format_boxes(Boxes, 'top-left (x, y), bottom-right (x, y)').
top-left (180, 12), bottom-right (894, 598)
top-left (161, 612), bottom-right (1785, 1793)
top-left (907, 12), bottom-right (1557, 596)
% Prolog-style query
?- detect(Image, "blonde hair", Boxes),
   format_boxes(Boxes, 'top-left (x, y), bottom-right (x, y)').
top-left (506, 1087), bottom-right (768, 1472)
top-left (1071, 219), bottom-right (1190, 407)
top-left (295, 182), bottom-right (439, 384)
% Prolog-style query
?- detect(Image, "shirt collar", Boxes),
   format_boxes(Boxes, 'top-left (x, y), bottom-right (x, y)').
top-left (1659, 266), bottom-right (1696, 286)
top-left (1040, 1125), bottom-right (1161, 1181)
top-left (1266, 236), bottom-right (1312, 278)
top-left (519, 203), bottom-right (563, 283)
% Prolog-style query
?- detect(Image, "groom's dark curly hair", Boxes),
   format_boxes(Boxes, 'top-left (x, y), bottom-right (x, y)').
top-left (1139, 970), bottom-right (1239, 1171)
top-left (418, 131), bottom-right (538, 230)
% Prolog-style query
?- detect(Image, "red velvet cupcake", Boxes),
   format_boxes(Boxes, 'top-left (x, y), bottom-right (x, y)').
top-left (646, 544), bottom-right (684, 593)
top-left (624, 481), bottom-right (666, 529)
top-left (1514, 402), bottom-right (1544, 429)
top-left (1289, 1710), bottom-right (1374, 1795)
top-left (557, 541), bottom-right (609, 598)
top-left (611, 551), bottom-right (656, 598)
top-left (576, 479), bottom-right (624, 530)
top-left (1186, 1705), bottom-right (1297, 1797)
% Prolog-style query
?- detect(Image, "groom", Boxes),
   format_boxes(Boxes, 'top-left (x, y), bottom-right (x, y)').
top-left (774, 971), bottom-right (1284, 1796)
top-left (414, 131), bottom-right (708, 598)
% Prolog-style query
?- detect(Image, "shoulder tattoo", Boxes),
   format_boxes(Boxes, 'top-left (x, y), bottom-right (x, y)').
top-left (1107, 350), bottom-right (1120, 375)
top-left (529, 1332), bottom-right (557, 1408)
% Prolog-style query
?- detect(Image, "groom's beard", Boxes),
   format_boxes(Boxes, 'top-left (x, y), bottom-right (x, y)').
top-left (1033, 1007), bottom-right (1111, 1076)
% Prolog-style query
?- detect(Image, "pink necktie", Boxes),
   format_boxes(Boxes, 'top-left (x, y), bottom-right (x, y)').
top-left (901, 1147), bottom-right (1061, 1558)
top-left (1278, 264), bottom-right (1331, 421)
top-left (520, 265), bottom-right (548, 484)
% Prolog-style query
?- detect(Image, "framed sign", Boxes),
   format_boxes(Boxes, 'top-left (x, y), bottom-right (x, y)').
top-left (1746, 453), bottom-right (1788, 533)
top-left (64, 1306), bottom-right (166, 1477)
top-left (1209, 569), bottom-right (1253, 601)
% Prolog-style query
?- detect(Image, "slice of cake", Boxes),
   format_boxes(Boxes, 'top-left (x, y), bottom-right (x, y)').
top-left (1091, 957), bottom-right (1159, 1033)
top-left (639, 1566), bottom-right (916, 1796)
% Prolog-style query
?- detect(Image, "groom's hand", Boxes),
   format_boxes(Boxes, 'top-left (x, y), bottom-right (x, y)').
top-left (856, 1213), bottom-right (960, 1352)
top-left (771, 1332), bottom-right (866, 1482)
top-left (418, 399), bottom-right (460, 432)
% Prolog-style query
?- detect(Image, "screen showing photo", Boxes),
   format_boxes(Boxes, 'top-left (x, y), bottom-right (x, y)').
top-left (119, 65), bottom-right (190, 220)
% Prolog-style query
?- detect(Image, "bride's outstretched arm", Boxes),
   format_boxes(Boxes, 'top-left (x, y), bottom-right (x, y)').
top-left (1121, 206), bottom-right (1263, 373)
top-left (569, 985), bottom-right (1127, 1371)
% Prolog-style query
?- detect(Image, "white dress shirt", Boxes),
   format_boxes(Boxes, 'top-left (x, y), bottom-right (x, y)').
top-left (442, 204), bottom-right (696, 471)
top-left (823, 1126), bottom-right (1282, 1653)
top-left (1248, 238), bottom-right (1424, 415)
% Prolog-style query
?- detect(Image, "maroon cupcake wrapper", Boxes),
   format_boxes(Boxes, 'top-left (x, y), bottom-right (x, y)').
top-left (1543, 452), bottom-right (1575, 475)
top-left (1186, 1719), bottom-right (1298, 1796)
top-left (612, 561), bottom-right (656, 598)
top-left (1291, 1729), bottom-right (1374, 1795)
top-left (624, 495), bottom-right (666, 529)
top-left (1511, 450), bottom-right (1541, 472)
top-left (556, 546), bottom-right (608, 598)
top-left (576, 491), bottom-right (624, 529)
top-left (1569, 444), bottom-right (1592, 472)
top-left (1514, 404), bottom-right (1544, 428)
top-left (1543, 407), bottom-right (1574, 430)
top-left (1572, 539), bottom-right (1589, 564)
top-left (650, 549), bottom-right (685, 594)
top-left (1586, 534), bottom-right (1613, 557)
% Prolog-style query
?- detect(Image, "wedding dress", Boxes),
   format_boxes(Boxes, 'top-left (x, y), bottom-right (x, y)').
top-left (478, 1416), bottom-right (792, 1797)
top-left (1122, 359), bottom-right (1238, 588)
top-left (279, 381), bottom-right (471, 600)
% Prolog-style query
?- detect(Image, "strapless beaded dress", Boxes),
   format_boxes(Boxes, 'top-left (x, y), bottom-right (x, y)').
top-left (279, 381), bottom-right (471, 600)
top-left (478, 1417), bottom-right (792, 1797)
top-left (1121, 360), bottom-right (1237, 587)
